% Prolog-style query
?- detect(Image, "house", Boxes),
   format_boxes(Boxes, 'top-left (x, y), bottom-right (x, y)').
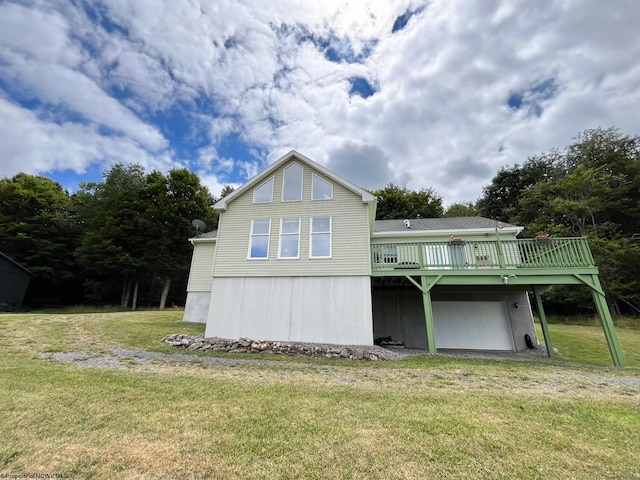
top-left (0, 251), bottom-right (33, 309)
top-left (184, 151), bottom-right (626, 366)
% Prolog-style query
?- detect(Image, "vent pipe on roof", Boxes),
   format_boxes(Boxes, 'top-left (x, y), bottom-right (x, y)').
top-left (403, 219), bottom-right (411, 228)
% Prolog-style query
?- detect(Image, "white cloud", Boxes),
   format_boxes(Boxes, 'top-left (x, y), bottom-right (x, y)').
top-left (0, 96), bottom-right (174, 179)
top-left (197, 173), bottom-right (240, 200)
top-left (1, 0), bottom-right (639, 207)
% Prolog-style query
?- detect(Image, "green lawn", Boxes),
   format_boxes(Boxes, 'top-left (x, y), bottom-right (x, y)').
top-left (535, 322), bottom-right (640, 367)
top-left (1, 311), bottom-right (639, 479)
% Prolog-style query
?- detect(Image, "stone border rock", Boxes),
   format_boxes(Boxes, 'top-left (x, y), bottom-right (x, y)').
top-left (163, 334), bottom-right (400, 361)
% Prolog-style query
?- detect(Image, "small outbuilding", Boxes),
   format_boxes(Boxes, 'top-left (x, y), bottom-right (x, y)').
top-left (0, 251), bottom-right (33, 310)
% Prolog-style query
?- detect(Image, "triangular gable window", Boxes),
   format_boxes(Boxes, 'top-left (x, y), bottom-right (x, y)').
top-left (253, 177), bottom-right (274, 203)
top-left (312, 174), bottom-right (333, 200)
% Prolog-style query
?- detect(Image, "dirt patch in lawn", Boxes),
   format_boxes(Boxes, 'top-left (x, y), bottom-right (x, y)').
top-left (40, 347), bottom-right (640, 402)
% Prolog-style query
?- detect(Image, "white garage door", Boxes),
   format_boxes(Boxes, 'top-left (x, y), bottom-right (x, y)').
top-left (432, 301), bottom-right (515, 351)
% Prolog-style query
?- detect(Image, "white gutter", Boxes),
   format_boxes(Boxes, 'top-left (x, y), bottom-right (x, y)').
top-left (371, 226), bottom-right (523, 238)
top-left (189, 236), bottom-right (217, 244)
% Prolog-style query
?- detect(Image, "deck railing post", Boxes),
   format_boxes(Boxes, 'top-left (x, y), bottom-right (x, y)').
top-left (495, 232), bottom-right (506, 268)
top-left (590, 275), bottom-right (626, 367)
top-left (421, 275), bottom-right (437, 354)
top-left (417, 243), bottom-right (425, 269)
top-left (533, 287), bottom-right (555, 359)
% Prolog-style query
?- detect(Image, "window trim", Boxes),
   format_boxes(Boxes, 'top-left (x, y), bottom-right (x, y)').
top-left (281, 162), bottom-right (304, 202)
top-left (277, 217), bottom-right (301, 259)
top-left (311, 173), bottom-right (333, 201)
top-left (247, 219), bottom-right (271, 260)
top-left (253, 176), bottom-right (274, 204)
top-left (309, 216), bottom-right (332, 259)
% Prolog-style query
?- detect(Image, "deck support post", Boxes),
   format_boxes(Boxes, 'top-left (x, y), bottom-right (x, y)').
top-left (533, 287), bottom-right (555, 359)
top-left (590, 275), bottom-right (626, 367)
top-left (421, 276), bottom-right (437, 354)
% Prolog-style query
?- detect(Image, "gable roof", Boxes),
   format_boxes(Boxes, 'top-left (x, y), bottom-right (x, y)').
top-left (0, 251), bottom-right (34, 276)
top-left (374, 217), bottom-right (522, 235)
top-left (213, 150), bottom-right (376, 210)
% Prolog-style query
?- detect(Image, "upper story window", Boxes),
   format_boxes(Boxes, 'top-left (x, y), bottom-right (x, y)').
top-left (278, 218), bottom-right (300, 259)
top-left (253, 177), bottom-right (274, 203)
top-left (310, 216), bottom-right (331, 258)
top-left (312, 174), bottom-right (333, 200)
top-left (282, 163), bottom-right (303, 202)
top-left (248, 219), bottom-right (271, 259)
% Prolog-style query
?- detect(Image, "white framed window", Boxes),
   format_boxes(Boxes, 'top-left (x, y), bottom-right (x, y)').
top-left (278, 218), bottom-right (300, 259)
top-left (253, 177), bottom-right (274, 203)
top-left (282, 163), bottom-right (303, 202)
top-left (312, 173), bottom-right (333, 200)
top-left (310, 216), bottom-right (331, 258)
top-left (248, 219), bottom-right (271, 259)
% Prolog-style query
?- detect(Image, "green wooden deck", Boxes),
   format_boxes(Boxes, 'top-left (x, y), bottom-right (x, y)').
top-left (369, 237), bottom-right (626, 366)
top-left (371, 237), bottom-right (595, 275)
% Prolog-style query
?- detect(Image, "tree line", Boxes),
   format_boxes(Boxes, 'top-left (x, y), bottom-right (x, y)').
top-left (1, 127), bottom-right (638, 314)
top-left (0, 165), bottom-right (221, 309)
top-left (477, 127), bottom-right (640, 316)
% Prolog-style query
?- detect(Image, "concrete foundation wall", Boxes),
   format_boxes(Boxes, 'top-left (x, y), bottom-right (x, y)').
top-left (205, 276), bottom-right (373, 345)
top-left (183, 291), bottom-right (211, 324)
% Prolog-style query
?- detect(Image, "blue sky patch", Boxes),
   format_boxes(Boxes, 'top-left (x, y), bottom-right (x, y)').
top-left (507, 78), bottom-right (558, 117)
top-left (82, 2), bottom-right (129, 37)
top-left (507, 93), bottom-right (522, 109)
top-left (392, 6), bottom-right (426, 33)
top-left (276, 24), bottom-right (375, 64)
top-left (215, 133), bottom-right (261, 183)
top-left (314, 34), bottom-right (376, 64)
top-left (46, 163), bottom-right (107, 193)
top-left (349, 77), bottom-right (376, 99)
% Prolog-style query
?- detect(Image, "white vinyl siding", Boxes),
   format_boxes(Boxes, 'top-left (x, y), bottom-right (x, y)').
top-left (248, 219), bottom-right (271, 259)
top-left (278, 218), bottom-right (301, 259)
top-left (253, 177), bottom-right (274, 203)
top-left (213, 160), bottom-right (371, 277)
top-left (186, 241), bottom-right (216, 291)
top-left (282, 163), bottom-right (303, 202)
top-left (310, 216), bottom-right (331, 258)
top-left (312, 173), bottom-right (333, 200)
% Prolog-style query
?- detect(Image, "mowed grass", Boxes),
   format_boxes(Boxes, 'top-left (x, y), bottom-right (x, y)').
top-left (535, 322), bottom-right (640, 367)
top-left (0, 312), bottom-right (638, 479)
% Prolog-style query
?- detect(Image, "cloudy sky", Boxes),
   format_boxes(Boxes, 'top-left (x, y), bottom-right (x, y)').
top-left (1, 0), bottom-right (638, 205)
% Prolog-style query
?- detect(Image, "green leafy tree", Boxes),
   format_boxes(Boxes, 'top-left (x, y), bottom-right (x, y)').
top-left (75, 164), bottom-right (217, 308)
top-left (220, 185), bottom-right (235, 198)
top-left (445, 202), bottom-right (479, 217)
top-left (75, 164), bottom-right (150, 307)
top-left (479, 127), bottom-right (640, 315)
top-left (0, 174), bottom-right (81, 304)
top-left (141, 169), bottom-right (217, 308)
top-left (371, 184), bottom-right (444, 220)
top-left (477, 154), bottom-right (560, 223)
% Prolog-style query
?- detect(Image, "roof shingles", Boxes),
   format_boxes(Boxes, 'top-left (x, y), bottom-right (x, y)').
top-left (374, 217), bottom-right (519, 233)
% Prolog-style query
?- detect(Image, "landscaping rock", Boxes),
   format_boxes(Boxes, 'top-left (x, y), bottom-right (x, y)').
top-left (161, 334), bottom-right (397, 361)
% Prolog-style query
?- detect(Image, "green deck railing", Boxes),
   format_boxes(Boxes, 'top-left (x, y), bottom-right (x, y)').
top-left (371, 237), bottom-right (596, 271)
